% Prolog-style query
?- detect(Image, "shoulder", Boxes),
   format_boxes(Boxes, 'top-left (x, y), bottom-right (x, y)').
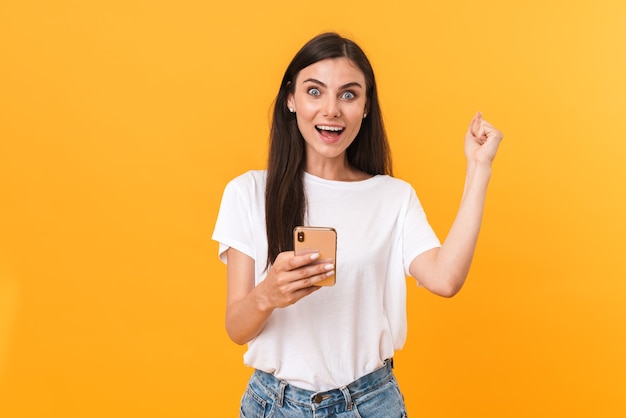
top-left (218, 170), bottom-right (267, 208)
top-left (224, 170), bottom-right (267, 192)
top-left (373, 175), bottom-right (415, 194)
top-left (221, 170), bottom-right (265, 211)
top-left (368, 176), bottom-right (425, 209)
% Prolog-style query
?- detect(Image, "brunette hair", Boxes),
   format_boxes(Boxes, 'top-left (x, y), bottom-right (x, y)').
top-left (265, 32), bottom-right (392, 267)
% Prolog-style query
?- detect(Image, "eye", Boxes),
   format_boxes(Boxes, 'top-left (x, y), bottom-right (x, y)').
top-left (308, 88), bottom-right (321, 96)
top-left (341, 91), bottom-right (356, 100)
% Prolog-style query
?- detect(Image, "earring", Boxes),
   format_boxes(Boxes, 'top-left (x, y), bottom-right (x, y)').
top-left (363, 113), bottom-right (367, 118)
top-left (288, 107), bottom-right (295, 113)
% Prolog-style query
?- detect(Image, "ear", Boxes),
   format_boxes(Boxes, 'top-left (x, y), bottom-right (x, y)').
top-left (287, 93), bottom-right (295, 112)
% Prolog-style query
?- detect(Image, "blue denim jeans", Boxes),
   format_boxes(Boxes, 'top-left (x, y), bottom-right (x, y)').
top-left (239, 359), bottom-right (408, 418)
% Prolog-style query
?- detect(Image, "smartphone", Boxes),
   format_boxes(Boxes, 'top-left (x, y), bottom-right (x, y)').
top-left (293, 226), bottom-right (337, 286)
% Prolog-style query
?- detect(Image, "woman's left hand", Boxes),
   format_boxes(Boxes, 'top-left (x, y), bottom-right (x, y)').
top-left (465, 112), bottom-right (503, 165)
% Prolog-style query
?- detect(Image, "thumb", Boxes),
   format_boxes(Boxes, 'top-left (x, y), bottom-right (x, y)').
top-left (469, 112), bottom-right (482, 137)
top-left (469, 111), bottom-right (488, 143)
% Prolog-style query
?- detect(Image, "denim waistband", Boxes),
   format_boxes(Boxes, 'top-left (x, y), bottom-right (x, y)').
top-left (250, 359), bottom-right (394, 411)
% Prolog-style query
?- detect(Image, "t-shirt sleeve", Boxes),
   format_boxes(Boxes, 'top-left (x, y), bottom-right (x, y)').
top-left (402, 188), bottom-right (441, 277)
top-left (212, 178), bottom-right (256, 264)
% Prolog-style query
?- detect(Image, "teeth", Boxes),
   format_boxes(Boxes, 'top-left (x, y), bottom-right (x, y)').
top-left (316, 125), bottom-right (344, 132)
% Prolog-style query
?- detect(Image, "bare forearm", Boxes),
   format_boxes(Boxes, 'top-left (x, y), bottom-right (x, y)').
top-left (409, 113), bottom-right (502, 296)
top-left (412, 160), bottom-right (493, 297)
top-left (225, 284), bottom-right (274, 345)
top-left (436, 160), bottom-right (492, 294)
top-left (224, 248), bottom-right (328, 345)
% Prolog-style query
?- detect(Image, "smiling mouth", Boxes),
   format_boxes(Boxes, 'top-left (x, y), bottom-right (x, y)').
top-left (315, 125), bottom-right (345, 139)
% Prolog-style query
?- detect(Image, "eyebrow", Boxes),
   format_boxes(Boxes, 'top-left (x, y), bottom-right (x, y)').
top-left (301, 78), bottom-right (363, 90)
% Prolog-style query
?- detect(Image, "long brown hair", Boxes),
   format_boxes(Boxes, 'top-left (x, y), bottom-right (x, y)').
top-left (265, 32), bottom-right (392, 267)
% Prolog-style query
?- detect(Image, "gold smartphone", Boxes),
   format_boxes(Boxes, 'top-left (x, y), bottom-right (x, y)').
top-left (293, 226), bottom-right (337, 286)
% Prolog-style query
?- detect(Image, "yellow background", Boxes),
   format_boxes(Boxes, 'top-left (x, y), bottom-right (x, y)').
top-left (1, 0), bottom-right (625, 416)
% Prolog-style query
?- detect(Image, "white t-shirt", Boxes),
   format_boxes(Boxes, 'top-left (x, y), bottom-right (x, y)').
top-left (212, 170), bottom-right (440, 391)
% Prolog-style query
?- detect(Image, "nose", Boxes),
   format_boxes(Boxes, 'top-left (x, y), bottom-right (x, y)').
top-left (322, 97), bottom-right (341, 118)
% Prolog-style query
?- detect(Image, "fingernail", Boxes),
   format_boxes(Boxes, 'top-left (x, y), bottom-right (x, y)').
top-left (310, 253), bottom-right (320, 260)
top-left (324, 263), bottom-right (334, 271)
top-left (325, 270), bottom-right (335, 277)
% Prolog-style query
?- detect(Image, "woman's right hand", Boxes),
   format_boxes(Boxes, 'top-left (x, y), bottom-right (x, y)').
top-left (225, 248), bottom-right (333, 345)
top-left (256, 251), bottom-right (335, 310)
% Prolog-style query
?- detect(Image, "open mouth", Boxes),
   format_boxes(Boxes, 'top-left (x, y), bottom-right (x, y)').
top-left (315, 125), bottom-right (345, 140)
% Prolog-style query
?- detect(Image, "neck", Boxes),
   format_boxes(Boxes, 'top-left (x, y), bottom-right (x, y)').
top-left (305, 157), bottom-right (371, 182)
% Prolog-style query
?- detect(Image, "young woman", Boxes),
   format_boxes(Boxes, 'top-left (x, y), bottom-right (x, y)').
top-left (213, 32), bottom-right (503, 417)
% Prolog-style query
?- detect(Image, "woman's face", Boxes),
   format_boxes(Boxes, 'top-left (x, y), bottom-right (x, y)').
top-left (287, 57), bottom-right (368, 170)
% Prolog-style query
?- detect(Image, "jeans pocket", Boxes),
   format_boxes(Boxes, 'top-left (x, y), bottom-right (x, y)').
top-left (240, 385), bottom-right (270, 418)
top-left (353, 378), bottom-right (408, 418)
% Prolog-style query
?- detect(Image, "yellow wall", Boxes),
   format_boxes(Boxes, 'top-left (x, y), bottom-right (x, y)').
top-left (1, 1), bottom-right (625, 416)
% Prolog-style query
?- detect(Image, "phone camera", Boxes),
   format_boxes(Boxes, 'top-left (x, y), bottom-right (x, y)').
top-left (297, 231), bottom-right (305, 242)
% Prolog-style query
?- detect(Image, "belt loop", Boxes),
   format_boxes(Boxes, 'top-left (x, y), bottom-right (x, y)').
top-left (276, 380), bottom-right (287, 407)
top-left (389, 357), bottom-right (394, 369)
top-left (339, 386), bottom-right (353, 411)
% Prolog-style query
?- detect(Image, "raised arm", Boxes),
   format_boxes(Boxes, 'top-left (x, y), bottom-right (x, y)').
top-left (225, 248), bottom-right (334, 345)
top-left (410, 112), bottom-right (503, 297)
